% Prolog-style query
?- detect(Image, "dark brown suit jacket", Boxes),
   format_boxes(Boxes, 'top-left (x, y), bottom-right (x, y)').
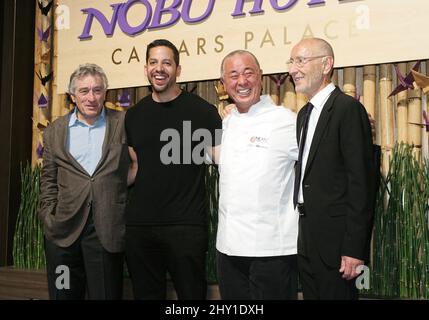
top-left (39, 108), bottom-right (129, 253)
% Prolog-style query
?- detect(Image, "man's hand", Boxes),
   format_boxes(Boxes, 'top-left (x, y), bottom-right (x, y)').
top-left (339, 256), bottom-right (364, 280)
top-left (219, 103), bottom-right (235, 120)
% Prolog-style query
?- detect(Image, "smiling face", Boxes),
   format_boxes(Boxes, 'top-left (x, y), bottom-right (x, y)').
top-left (145, 45), bottom-right (181, 101)
top-left (70, 74), bottom-right (106, 125)
top-left (221, 52), bottom-right (262, 113)
top-left (289, 39), bottom-right (334, 99)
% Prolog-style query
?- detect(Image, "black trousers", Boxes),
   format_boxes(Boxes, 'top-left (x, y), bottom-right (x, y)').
top-left (216, 250), bottom-right (298, 300)
top-left (125, 225), bottom-right (208, 300)
top-left (297, 253), bottom-right (358, 300)
top-left (44, 214), bottom-right (124, 300)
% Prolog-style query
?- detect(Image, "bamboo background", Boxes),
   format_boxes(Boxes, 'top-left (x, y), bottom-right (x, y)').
top-left (32, 1), bottom-right (429, 172)
top-left (26, 0), bottom-right (429, 296)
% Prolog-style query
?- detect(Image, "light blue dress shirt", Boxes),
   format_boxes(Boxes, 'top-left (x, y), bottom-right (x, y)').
top-left (67, 108), bottom-right (106, 176)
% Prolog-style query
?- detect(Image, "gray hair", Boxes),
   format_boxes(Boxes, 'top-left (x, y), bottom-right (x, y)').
top-left (220, 50), bottom-right (261, 80)
top-left (68, 63), bottom-right (108, 94)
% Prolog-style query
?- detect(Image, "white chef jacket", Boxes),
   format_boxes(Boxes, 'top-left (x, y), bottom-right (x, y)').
top-left (217, 95), bottom-right (299, 257)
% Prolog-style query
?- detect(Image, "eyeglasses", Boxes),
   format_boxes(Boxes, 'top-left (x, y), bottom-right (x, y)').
top-left (286, 55), bottom-right (327, 68)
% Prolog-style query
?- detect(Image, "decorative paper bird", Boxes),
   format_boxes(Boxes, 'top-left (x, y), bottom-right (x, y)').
top-left (411, 69), bottom-right (429, 94)
top-left (37, 93), bottom-right (48, 108)
top-left (37, 119), bottom-right (50, 130)
top-left (424, 111), bottom-right (429, 132)
top-left (268, 73), bottom-right (289, 89)
top-left (38, 0), bottom-right (53, 16)
top-left (32, 117), bottom-right (49, 130)
top-left (388, 61), bottom-right (421, 98)
top-left (37, 25), bottom-right (51, 42)
top-left (36, 70), bottom-right (53, 86)
top-left (409, 111), bottom-right (429, 132)
top-left (105, 101), bottom-right (126, 112)
top-left (214, 81), bottom-right (229, 101)
top-left (117, 91), bottom-right (131, 108)
top-left (36, 143), bottom-right (44, 159)
top-left (41, 51), bottom-right (50, 64)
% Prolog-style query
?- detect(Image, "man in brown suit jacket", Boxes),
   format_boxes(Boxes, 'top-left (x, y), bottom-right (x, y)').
top-left (39, 63), bottom-right (130, 299)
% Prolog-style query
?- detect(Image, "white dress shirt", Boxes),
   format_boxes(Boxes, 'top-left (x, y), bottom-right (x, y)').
top-left (217, 95), bottom-right (299, 257)
top-left (298, 83), bottom-right (336, 203)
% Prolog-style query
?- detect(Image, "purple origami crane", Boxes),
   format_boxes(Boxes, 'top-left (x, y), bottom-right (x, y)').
top-left (37, 25), bottom-right (51, 42)
top-left (269, 73), bottom-right (289, 91)
top-left (117, 91), bottom-right (131, 108)
top-left (424, 111), bottom-right (429, 132)
top-left (37, 93), bottom-right (48, 108)
top-left (388, 61), bottom-right (421, 98)
top-left (36, 70), bottom-right (53, 86)
top-left (36, 143), bottom-right (44, 159)
top-left (38, 0), bottom-right (53, 16)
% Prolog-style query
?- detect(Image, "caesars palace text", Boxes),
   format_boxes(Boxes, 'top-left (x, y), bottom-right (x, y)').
top-left (110, 19), bottom-right (362, 65)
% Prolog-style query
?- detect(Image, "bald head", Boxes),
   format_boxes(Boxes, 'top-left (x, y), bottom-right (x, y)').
top-left (289, 38), bottom-right (335, 98)
top-left (295, 38), bottom-right (334, 62)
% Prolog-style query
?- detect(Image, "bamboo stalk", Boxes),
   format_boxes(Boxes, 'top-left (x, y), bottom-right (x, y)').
top-left (331, 69), bottom-right (338, 86)
top-left (106, 89), bottom-right (117, 105)
top-left (31, 7), bottom-right (41, 167)
top-left (396, 63), bottom-right (408, 143)
top-left (379, 64), bottom-right (394, 177)
top-left (262, 75), bottom-right (269, 97)
top-left (135, 86), bottom-right (149, 102)
top-left (282, 76), bottom-right (296, 112)
top-left (32, 1), bottom-right (49, 165)
top-left (51, 0), bottom-right (66, 122)
top-left (197, 81), bottom-right (205, 103)
top-left (269, 76), bottom-right (280, 106)
top-left (343, 67), bottom-right (356, 98)
top-left (208, 80), bottom-right (219, 107)
top-left (204, 80), bottom-right (211, 103)
top-left (407, 61), bottom-right (422, 159)
top-left (363, 65), bottom-right (376, 118)
top-left (426, 60), bottom-right (429, 158)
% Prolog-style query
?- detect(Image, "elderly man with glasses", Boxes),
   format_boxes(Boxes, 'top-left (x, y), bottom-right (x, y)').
top-left (289, 38), bottom-right (376, 300)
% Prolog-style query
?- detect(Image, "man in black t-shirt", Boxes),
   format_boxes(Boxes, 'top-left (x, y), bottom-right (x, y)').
top-left (125, 39), bottom-right (222, 300)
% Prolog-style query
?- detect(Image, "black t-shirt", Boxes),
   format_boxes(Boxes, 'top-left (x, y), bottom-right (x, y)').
top-left (125, 91), bottom-right (222, 226)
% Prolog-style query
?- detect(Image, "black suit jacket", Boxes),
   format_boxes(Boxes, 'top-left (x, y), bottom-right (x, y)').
top-left (296, 87), bottom-right (375, 268)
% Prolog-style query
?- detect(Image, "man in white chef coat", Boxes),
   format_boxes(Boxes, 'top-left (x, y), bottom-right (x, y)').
top-left (215, 50), bottom-right (299, 300)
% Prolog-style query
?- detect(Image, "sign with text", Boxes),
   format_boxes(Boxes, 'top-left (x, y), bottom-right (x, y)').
top-left (56, 0), bottom-right (429, 93)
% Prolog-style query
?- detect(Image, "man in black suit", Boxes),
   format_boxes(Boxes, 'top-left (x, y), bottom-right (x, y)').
top-left (289, 38), bottom-right (375, 299)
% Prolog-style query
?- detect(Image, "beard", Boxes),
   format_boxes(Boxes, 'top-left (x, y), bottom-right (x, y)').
top-left (148, 72), bottom-right (176, 94)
